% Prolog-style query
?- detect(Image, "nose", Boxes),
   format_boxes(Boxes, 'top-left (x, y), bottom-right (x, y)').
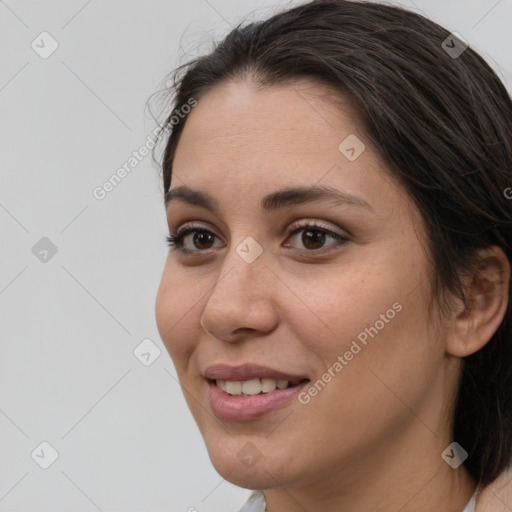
top-left (200, 244), bottom-right (279, 343)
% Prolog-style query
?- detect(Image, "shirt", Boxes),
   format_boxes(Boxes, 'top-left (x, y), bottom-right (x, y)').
top-left (237, 487), bottom-right (479, 512)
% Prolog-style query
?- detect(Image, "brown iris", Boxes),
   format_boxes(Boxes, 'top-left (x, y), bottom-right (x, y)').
top-left (193, 232), bottom-right (215, 250)
top-left (301, 229), bottom-right (326, 250)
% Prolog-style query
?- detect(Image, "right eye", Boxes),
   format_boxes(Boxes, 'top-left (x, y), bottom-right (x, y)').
top-left (165, 227), bottom-right (223, 253)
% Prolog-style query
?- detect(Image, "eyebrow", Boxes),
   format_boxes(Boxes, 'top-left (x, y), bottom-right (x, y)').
top-left (165, 184), bottom-right (373, 214)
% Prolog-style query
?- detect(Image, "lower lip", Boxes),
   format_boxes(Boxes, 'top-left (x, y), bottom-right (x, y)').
top-left (207, 380), bottom-right (309, 421)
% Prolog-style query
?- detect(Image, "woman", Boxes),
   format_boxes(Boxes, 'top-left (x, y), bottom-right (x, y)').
top-left (154, 1), bottom-right (512, 510)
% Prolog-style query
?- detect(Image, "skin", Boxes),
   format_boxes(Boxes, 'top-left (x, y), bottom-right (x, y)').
top-left (155, 78), bottom-right (510, 512)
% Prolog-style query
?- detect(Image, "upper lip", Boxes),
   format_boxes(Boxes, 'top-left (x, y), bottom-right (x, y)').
top-left (204, 364), bottom-right (309, 384)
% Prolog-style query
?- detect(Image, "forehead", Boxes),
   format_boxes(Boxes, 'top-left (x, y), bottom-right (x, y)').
top-left (174, 78), bottom-right (364, 162)
top-left (170, 79), bottom-right (411, 221)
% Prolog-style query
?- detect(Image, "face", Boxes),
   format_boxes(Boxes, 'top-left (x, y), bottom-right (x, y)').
top-left (155, 79), bottom-right (456, 492)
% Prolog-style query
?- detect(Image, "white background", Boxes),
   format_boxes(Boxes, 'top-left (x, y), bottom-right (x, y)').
top-left (0, 0), bottom-right (511, 511)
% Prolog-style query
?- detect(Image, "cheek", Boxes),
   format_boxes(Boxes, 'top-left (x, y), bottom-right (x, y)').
top-left (311, 276), bottom-right (439, 427)
top-left (155, 265), bottom-right (199, 365)
top-left (284, 258), bottom-right (408, 357)
top-left (294, 248), bottom-right (438, 408)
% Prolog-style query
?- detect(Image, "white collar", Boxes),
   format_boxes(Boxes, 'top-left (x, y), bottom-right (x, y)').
top-left (462, 486), bottom-right (479, 512)
top-left (238, 487), bottom-right (480, 512)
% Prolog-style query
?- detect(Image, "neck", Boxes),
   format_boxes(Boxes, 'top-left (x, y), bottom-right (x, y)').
top-left (263, 419), bottom-right (477, 512)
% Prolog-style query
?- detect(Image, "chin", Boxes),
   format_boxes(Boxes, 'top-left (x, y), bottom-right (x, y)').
top-left (203, 434), bottom-right (300, 490)
top-left (209, 452), bottom-right (279, 490)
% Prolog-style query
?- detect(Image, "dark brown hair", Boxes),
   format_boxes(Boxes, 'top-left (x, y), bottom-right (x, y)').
top-left (154, 0), bottom-right (512, 487)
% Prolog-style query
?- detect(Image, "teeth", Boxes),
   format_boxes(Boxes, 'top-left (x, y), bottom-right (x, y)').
top-left (242, 379), bottom-right (262, 395)
top-left (224, 381), bottom-right (242, 395)
top-left (261, 378), bottom-right (277, 393)
top-left (215, 378), bottom-right (291, 396)
top-left (216, 379), bottom-right (227, 393)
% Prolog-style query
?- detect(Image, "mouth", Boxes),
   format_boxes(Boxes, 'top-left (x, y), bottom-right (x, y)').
top-left (208, 377), bottom-right (310, 397)
top-left (204, 364), bottom-right (311, 421)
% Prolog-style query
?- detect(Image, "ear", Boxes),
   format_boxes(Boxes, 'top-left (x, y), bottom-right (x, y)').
top-left (446, 246), bottom-right (510, 358)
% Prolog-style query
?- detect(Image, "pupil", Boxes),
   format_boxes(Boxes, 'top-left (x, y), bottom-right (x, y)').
top-left (194, 232), bottom-right (214, 249)
top-left (303, 230), bottom-right (325, 249)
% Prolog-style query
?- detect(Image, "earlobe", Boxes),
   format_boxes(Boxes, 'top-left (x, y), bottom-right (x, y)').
top-left (446, 246), bottom-right (510, 358)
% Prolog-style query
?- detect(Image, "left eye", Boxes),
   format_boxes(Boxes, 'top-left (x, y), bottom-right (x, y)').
top-left (285, 223), bottom-right (349, 252)
top-left (165, 222), bottom-right (349, 253)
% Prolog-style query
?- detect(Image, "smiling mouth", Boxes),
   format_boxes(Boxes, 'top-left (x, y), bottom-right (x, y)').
top-left (209, 377), bottom-right (310, 397)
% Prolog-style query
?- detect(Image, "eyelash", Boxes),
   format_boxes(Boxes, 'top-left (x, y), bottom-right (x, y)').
top-left (165, 220), bottom-right (349, 255)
